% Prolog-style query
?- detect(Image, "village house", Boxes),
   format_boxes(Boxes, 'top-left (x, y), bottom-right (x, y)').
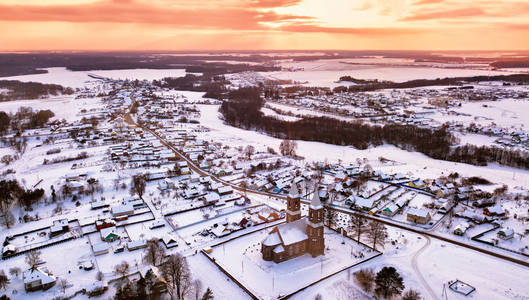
top-left (453, 222), bottom-right (471, 236)
top-left (497, 228), bottom-right (514, 240)
top-left (95, 218), bottom-right (116, 230)
top-left (100, 226), bottom-right (120, 242)
top-left (483, 205), bottom-right (506, 217)
top-left (111, 203), bottom-right (134, 218)
top-left (49, 219), bottom-right (69, 237)
top-left (407, 208), bottom-right (431, 224)
top-left (162, 234), bottom-right (178, 248)
top-left (127, 239), bottom-right (148, 251)
top-left (23, 267), bottom-right (57, 292)
top-left (92, 243), bottom-right (110, 256)
top-left (408, 179), bottom-right (426, 189)
top-left (382, 204), bottom-right (400, 216)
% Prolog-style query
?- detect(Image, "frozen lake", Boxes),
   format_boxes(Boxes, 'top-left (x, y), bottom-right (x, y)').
top-left (0, 67), bottom-right (189, 88)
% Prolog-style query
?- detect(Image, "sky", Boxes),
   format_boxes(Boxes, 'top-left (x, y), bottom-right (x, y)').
top-left (1, 0), bottom-right (528, 51)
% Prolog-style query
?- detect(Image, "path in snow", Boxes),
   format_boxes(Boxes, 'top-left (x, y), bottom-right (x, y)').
top-left (411, 235), bottom-right (439, 300)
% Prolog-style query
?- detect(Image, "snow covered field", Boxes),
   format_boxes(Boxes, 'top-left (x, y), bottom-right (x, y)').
top-left (429, 98), bottom-right (529, 131)
top-left (259, 60), bottom-right (514, 87)
top-left (0, 95), bottom-right (103, 122)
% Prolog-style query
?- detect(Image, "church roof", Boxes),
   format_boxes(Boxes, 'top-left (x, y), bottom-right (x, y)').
top-left (276, 218), bottom-right (308, 245)
top-left (263, 232), bottom-right (281, 246)
top-left (310, 190), bottom-right (322, 210)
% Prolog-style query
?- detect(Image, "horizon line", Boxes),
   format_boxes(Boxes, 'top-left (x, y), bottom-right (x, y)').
top-left (2, 49), bottom-right (529, 54)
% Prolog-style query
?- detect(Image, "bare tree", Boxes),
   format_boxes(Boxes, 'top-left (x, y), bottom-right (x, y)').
top-left (349, 213), bottom-right (367, 243)
top-left (402, 288), bottom-right (422, 300)
top-left (114, 261), bottom-right (130, 285)
top-left (143, 239), bottom-right (166, 266)
top-left (192, 279), bottom-right (203, 300)
top-left (0, 270), bottom-right (9, 290)
top-left (95, 271), bottom-right (104, 281)
top-left (162, 253), bottom-right (192, 300)
top-left (25, 250), bottom-right (42, 268)
top-left (8, 267), bottom-right (21, 279)
top-left (366, 220), bottom-right (387, 251)
top-left (324, 206), bottom-right (336, 229)
top-left (130, 174), bottom-right (147, 199)
top-left (353, 268), bottom-right (375, 292)
top-left (87, 178), bottom-right (97, 201)
top-left (279, 140), bottom-right (297, 157)
top-left (243, 145), bottom-right (255, 160)
top-left (58, 278), bottom-right (69, 294)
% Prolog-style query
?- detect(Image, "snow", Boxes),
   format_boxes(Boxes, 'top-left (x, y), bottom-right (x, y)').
top-left (260, 107), bottom-right (301, 122)
top-left (274, 218), bottom-right (307, 245)
top-left (259, 60), bottom-right (514, 87)
top-left (0, 95), bottom-right (103, 122)
top-left (430, 98), bottom-right (529, 130)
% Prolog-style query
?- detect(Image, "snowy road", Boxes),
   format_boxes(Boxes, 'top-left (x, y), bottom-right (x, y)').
top-left (411, 235), bottom-right (439, 300)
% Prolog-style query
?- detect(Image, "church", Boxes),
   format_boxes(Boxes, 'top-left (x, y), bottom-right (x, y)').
top-left (261, 183), bottom-right (325, 263)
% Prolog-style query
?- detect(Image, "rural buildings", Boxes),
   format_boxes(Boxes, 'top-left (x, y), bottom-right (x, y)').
top-left (23, 267), bottom-right (57, 292)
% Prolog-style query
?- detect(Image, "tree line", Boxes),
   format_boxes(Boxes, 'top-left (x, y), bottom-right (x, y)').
top-left (0, 80), bottom-right (74, 101)
top-left (334, 73), bottom-right (529, 93)
top-left (0, 106), bottom-right (55, 135)
top-left (220, 87), bottom-right (529, 170)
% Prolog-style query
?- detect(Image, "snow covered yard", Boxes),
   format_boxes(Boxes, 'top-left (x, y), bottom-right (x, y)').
top-left (208, 227), bottom-right (378, 299)
top-left (1, 235), bottom-right (98, 300)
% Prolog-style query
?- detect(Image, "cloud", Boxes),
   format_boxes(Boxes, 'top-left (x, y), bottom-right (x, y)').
top-left (401, 7), bottom-right (487, 21)
top-left (0, 1), bottom-right (312, 30)
top-left (413, 0), bottom-right (443, 5)
top-left (276, 23), bottom-right (420, 35)
top-left (250, 0), bottom-right (303, 8)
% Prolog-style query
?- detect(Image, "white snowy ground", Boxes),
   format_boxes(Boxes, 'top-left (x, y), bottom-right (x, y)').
top-left (209, 227), bottom-right (377, 299)
top-left (0, 95), bottom-right (103, 123)
top-left (429, 98), bottom-right (529, 131)
top-left (260, 107), bottom-right (301, 122)
top-left (291, 227), bottom-right (529, 300)
top-left (258, 60), bottom-right (514, 88)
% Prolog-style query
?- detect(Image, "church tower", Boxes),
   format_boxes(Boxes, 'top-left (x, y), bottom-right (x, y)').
top-left (286, 182), bottom-right (301, 223)
top-left (307, 189), bottom-right (325, 257)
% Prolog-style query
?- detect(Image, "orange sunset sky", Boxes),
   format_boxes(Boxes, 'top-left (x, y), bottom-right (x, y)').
top-left (1, 0), bottom-right (529, 51)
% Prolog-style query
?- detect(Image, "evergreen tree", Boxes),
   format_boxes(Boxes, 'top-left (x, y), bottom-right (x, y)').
top-left (374, 267), bottom-right (404, 298)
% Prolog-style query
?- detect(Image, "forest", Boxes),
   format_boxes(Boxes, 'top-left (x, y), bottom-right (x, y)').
top-left (0, 52), bottom-right (280, 77)
top-left (335, 74), bottom-right (529, 92)
top-left (0, 106), bottom-right (55, 135)
top-left (0, 80), bottom-right (74, 101)
top-left (220, 87), bottom-right (529, 170)
top-left (490, 60), bottom-right (529, 68)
